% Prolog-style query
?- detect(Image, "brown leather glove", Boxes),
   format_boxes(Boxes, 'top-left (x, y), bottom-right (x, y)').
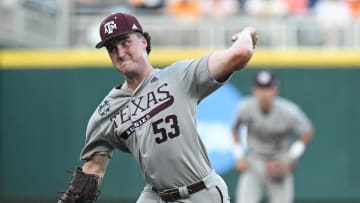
top-left (57, 167), bottom-right (100, 203)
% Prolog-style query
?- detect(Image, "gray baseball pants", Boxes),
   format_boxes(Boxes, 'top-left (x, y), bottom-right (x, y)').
top-left (235, 155), bottom-right (294, 203)
top-left (136, 170), bottom-right (230, 203)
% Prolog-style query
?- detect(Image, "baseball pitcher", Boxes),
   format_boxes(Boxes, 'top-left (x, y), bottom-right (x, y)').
top-left (57, 12), bottom-right (257, 203)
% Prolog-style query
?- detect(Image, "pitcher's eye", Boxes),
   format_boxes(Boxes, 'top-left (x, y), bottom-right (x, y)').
top-left (121, 39), bottom-right (130, 47)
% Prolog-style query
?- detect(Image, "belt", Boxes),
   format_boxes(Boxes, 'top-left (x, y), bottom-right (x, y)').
top-left (152, 181), bottom-right (206, 202)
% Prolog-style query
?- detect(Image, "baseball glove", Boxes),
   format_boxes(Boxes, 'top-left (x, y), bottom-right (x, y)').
top-left (57, 167), bottom-right (100, 203)
top-left (266, 160), bottom-right (287, 182)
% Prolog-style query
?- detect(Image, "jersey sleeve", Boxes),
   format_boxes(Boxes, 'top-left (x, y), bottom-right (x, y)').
top-left (79, 95), bottom-right (132, 160)
top-left (176, 55), bottom-right (230, 101)
top-left (288, 102), bottom-right (313, 135)
top-left (232, 98), bottom-right (251, 129)
top-left (79, 111), bottom-right (116, 161)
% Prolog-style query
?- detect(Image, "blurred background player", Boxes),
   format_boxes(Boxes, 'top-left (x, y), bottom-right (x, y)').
top-left (231, 70), bottom-right (314, 203)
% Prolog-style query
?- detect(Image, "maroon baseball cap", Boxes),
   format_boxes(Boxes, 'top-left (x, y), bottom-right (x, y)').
top-left (95, 13), bottom-right (143, 48)
top-left (254, 70), bottom-right (278, 87)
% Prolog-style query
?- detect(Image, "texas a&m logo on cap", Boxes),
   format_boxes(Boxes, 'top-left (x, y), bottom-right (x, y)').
top-left (96, 13), bottom-right (144, 48)
top-left (104, 21), bottom-right (117, 34)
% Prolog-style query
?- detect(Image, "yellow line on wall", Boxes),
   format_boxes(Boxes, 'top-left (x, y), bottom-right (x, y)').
top-left (1, 48), bottom-right (360, 69)
top-left (0, 49), bottom-right (112, 68)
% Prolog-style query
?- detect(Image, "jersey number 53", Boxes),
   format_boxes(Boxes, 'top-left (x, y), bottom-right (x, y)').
top-left (152, 114), bottom-right (180, 144)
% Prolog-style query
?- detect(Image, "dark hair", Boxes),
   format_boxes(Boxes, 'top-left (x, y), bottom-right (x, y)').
top-left (143, 32), bottom-right (152, 54)
top-left (136, 32), bottom-right (151, 54)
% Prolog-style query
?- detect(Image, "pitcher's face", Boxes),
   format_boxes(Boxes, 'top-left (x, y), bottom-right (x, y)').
top-left (106, 33), bottom-right (148, 75)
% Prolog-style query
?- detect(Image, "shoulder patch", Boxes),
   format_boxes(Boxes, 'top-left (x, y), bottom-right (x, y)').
top-left (98, 100), bottom-right (111, 117)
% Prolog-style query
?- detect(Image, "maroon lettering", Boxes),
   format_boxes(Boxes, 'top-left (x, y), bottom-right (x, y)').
top-left (131, 96), bottom-right (146, 116)
top-left (130, 83), bottom-right (171, 116)
top-left (110, 105), bottom-right (131, 128)
top-left (119, 125), bottom-right (135, 140)
top-left (119, 106), bottom-right (130, 123)
top-left (152, 114), bottom-right (180, 144)
top-left (146, 91), bottom-right (158, 109)
top-left (110, 112), bottom-right (119, 128)
top-left (133, 114), bottom-right (151, 127)
top-left (115, 83), bottom-right (176, 140)
top-left (157, 83), bottom-right (171, 102)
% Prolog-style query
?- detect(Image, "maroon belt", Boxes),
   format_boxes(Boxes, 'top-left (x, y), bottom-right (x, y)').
top-left (152, 181), bottom-right (206, 202)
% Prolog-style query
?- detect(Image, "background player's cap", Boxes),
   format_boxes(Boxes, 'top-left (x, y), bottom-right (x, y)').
top-left (254, 70), bottom-right (278, 87)
top-left (96, 13), bottom-right (143, 48)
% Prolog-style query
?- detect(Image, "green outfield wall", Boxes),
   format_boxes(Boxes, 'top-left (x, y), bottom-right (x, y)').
top-left (1, 49), bottom-right (360, 202)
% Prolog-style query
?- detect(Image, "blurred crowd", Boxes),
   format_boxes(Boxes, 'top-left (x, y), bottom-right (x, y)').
top-left (72, 0), bottom-right (360, 47)
top-left (1, 0), bottom-right (359, 48)
top-left (73, 0), bottom-right (360, 21)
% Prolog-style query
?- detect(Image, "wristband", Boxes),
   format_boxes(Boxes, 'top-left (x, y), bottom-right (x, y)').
top-left (288, 140), bottom-right (306, 160)
top-left (233, 143), bottom-right (245, 160)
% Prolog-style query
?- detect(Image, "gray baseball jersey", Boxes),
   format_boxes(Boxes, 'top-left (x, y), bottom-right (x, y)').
top-left (233, 96), bottom-right (312, 158)
top-left (80, 55), bottom-right (225, 190)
